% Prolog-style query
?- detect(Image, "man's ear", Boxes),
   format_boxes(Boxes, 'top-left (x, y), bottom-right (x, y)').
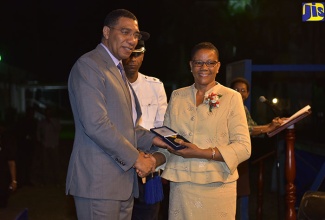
top-left (103, 26), bottom-right (110, 39)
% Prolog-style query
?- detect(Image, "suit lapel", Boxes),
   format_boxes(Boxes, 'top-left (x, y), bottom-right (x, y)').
top-left (107, 62), bottom-right (132, 103)
top-left (95, 45), bottom-right (133, 115)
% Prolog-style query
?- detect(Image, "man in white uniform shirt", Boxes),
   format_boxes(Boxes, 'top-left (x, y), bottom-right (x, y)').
top-left (123, 36), bottom-right (168, 220)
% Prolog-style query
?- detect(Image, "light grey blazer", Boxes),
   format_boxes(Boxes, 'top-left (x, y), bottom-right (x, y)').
top-left (66, 44), bottom-right (156, 200)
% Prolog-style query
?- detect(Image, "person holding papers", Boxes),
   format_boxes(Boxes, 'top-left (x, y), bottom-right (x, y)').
top-left (230, 77), bottom-right (284, 136)
top-left (230, 77), bottom-right (285, 219)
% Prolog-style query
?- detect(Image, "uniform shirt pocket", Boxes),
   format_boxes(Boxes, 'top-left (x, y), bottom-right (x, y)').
top-left (140, 97), bottom-right (158, 126)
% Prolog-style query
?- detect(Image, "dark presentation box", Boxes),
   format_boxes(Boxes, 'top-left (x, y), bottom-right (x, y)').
top-left (150, 126), bottom-right (190, 150)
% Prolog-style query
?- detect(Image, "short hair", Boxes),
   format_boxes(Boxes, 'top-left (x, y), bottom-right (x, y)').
top-left (190, 42), bottom-right (219, 61)
top-left (230, 77), bottom-right (250, 92)
top-left (103, 9), bottom-right (138, 27)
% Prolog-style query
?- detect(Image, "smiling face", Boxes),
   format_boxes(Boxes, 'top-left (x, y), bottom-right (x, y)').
top-left (102, 17), bottom-right (140, 60)
top-left (189, 48), bottom-right (221, 90)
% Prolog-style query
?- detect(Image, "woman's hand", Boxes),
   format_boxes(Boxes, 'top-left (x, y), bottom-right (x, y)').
top-left (168, 139), bottom-right (223, 161)
top-left (170, 139), bottom-right (201, 158)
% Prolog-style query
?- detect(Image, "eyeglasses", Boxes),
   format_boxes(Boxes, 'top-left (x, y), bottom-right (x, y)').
top-left (234, 88), bottom-right (247, 93)
top-left (191, 60), bottom-right (219, 68)
top-left (108, 26), bottom-right (142, 40)
top-left (130, 52), bottom-right (144, 58)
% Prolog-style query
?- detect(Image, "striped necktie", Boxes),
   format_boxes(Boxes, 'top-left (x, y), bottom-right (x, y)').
top-left (117, 63), bottom-right (128, 86)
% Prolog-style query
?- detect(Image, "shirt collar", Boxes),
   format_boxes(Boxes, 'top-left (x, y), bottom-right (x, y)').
top-left (100, 43), bottom-right (120, 66)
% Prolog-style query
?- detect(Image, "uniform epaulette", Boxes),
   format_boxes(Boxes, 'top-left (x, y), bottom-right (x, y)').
top-left (143, 75), bottom-right (162, 83)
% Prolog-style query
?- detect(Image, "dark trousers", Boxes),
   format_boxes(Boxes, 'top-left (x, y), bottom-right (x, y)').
top-left (132, 198), bottom-right (160, 220)
top-left (0, 188), bottom-right (10, 208)
top-left (131, 176), bottom-right (160, 220)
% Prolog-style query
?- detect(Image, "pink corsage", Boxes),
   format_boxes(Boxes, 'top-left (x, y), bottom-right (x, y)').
top-left (204, 92), bottom-right (222, 112)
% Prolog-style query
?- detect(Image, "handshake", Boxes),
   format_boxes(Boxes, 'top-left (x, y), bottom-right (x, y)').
top-left (134, 151), bottom-right (157, 178)
top-left (133, 136), bottom-right (168, 177)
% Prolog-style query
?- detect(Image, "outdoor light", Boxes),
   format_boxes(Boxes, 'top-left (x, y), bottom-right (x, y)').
top-left (272, 98), bottom-right (278, 104)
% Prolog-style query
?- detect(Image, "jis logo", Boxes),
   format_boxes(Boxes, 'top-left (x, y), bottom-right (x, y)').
top-left (302, 3), bottom-right (325, 21)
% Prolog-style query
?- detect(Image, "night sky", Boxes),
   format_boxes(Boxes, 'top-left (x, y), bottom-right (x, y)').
top-left (1, 0), bottom-right (324, 85)
top-left (1, 0), bottom-right (325, 142)
top-left (0, 0), bottom-right (161, 83)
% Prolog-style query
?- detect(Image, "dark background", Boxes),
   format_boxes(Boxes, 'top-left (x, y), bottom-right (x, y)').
top-left (0, 2), bottom-right (324, 218)
top-left (1, 0), bottom-right (325, 141)
top-left (1, 0), bottom-right (324, 82)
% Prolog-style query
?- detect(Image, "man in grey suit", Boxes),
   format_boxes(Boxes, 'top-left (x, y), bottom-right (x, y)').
top-left (66, 9), bottom-right (167, 220)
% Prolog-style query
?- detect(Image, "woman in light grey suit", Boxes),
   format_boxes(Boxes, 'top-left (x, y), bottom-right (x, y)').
top-left (66, 9), bottom-right (167, 220)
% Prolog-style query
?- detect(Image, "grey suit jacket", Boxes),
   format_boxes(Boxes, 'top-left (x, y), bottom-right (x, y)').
top-left (66, 44), bottom-right (156, 200)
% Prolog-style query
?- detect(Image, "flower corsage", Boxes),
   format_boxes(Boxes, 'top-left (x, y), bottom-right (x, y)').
top-left (204, 92), bottom-right (222, 112)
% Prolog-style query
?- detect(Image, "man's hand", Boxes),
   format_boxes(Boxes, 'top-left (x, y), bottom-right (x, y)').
top-left (152, 136), bottom-right (169, 149)
top-left (134, 152), bottom-right (156, 177)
